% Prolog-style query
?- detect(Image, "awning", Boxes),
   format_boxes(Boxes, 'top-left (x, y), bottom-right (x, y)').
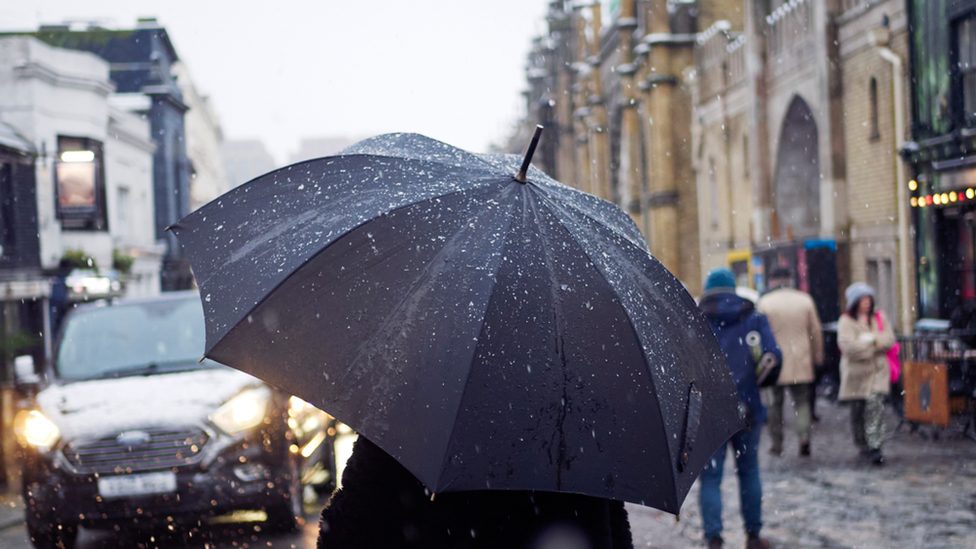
top-left (0, 121), bottom-right (36, 155)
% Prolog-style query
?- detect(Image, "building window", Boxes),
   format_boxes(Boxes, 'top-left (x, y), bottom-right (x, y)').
top-left (869, 77), bottom-right (880, 140)
top-left (55, 136), bottom-right (107, 231)
top-left (743, 136), bottom-right (750, 178)
top-left (0, 161), bottom-right (15, 256)
top-left (956, 16), bottom-right (976, 126)
top-left (709, 157), bottom-right (719, 230)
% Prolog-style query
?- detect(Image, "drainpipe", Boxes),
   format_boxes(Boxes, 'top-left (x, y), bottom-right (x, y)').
top-left (873, 35), bottom-right (911, 333)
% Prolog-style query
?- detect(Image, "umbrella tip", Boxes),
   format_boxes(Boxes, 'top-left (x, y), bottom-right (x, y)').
top-left (515, 125), bottom-right (544, 183)
top-left (198, 355), bottom-right (206, 364)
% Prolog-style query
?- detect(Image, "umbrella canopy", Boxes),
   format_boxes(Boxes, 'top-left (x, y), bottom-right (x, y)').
top-left (170, 132), bottom-right (743, 513)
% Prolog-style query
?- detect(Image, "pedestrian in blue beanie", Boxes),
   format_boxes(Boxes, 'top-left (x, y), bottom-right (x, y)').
top-left (697, 268), bottom-right (782, 549)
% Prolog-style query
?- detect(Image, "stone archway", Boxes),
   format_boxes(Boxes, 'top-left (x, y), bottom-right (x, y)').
top-left (773, 96), bottom-right (821, 239)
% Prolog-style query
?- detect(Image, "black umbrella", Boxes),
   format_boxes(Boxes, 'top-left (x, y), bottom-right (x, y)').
top-left (170, 129), bottom-right (742, 513)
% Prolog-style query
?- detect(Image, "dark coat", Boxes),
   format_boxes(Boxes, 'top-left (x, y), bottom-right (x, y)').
top-left (699, 291), bottom-right (782, 426)
top-left (318, 436), bottom-right (634, 549)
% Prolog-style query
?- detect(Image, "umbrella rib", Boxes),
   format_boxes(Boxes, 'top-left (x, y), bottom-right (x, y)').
top-left (434, 191), bottom-right (520, 493)
top-left (314, 183), bottom-right (519, 490)
top-left (185, 154), bottom-right (488, 288)
top-left (532, 191), bottom-right (682, 504)
top-left (528, 183), bottom-right (650, 254)
top-left (199, 173), bottom-right (504, 355)
top-left (195, 164), bottom-right (499, 290)
top-left (528, 192), bottom-right (573, 492)
top-left (339, 194), bottom-right (512, 372)
top-left (534, 188), bottom-right (660, 271)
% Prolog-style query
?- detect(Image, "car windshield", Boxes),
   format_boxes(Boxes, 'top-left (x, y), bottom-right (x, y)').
top-left (56, 295), bottom-right (212, 379)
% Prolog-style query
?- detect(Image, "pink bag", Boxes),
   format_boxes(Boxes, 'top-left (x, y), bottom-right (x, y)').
top-left (876, 313), bottom-right (901, 384)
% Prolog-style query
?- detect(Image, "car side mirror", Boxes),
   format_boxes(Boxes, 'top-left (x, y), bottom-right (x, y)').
top-left (14, 355), bottom-right (40, 386)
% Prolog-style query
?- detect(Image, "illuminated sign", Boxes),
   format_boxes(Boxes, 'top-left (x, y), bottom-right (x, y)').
top-left (55, 137), bottom-right (106, 230)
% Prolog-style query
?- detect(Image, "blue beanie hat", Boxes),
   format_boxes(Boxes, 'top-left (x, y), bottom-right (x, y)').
top-left (704, 268), bottom-right (737, 293)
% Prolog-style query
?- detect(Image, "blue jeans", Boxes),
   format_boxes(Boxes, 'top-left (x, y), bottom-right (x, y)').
top-left (699, 426), bottom-right (763, 540)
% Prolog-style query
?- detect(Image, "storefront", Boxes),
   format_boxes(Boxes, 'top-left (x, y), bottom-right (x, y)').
top-left (906, 0), bottom-right (976, 320)
top-left (725, 239), bottom-right (841, 323)
top-left (751, 240), bottom-right (841, 323)
top-left (911, 166), bottom-right (976, 319)
top-left (0, 123), bottom-right (47, 364)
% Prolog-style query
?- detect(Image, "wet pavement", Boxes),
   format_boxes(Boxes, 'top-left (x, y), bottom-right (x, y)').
top-left (0, 433), bottom-right (358, 549)
top-left (0, 401), bottom-right (972, 548)
top-left (627, 396), bottom-right (976, 549)
top-left (0, 499), bottom-right (324, 549)
top-left (0, 513), bottom-right (321, 549)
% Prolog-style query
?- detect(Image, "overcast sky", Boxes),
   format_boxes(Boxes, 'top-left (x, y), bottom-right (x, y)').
top-left (2, 1), bottom-right (553, 165)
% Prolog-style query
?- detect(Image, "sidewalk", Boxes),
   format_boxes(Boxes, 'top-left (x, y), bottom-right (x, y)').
top-left (0, 491), bottom-right (21, 532)
top-left (0, 463), bottom-right (24, 534)
top-left (627, 397), bottom-right (976, 549)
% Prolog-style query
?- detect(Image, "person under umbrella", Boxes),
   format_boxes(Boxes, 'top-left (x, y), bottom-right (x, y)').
top-left (171, 130), bottom-right (743, 544)
top-left (697, 268), bottom-right (781, 549)
top-left (318, 435), bottom-right (633, 549)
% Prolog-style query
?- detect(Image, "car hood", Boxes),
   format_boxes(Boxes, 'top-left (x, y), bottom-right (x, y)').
top-left (36, 368), bottom-right (263, 442)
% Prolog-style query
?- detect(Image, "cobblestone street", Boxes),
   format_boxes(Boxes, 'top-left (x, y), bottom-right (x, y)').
top-left (627, 396), bottom-right (976, 549)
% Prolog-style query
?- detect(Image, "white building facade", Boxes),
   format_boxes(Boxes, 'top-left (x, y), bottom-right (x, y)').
top-left (0, 36), bottom-right (163, 297)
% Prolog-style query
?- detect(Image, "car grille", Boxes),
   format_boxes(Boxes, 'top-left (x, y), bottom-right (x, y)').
top-left (62, 427), bottom-right (210, 475)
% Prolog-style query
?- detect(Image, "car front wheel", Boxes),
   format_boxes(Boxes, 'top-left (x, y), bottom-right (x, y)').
top-left (24, 479), bottom-right (78, 549)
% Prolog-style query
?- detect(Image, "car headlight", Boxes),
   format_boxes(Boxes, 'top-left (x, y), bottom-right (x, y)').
top-left (22, 410), bottom-right (60, 448)
top-left (211, 386), bottom-right (271, 435)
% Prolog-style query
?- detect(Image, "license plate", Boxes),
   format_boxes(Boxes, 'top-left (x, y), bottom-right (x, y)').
top-left (97, 472), bottom-right (177, 499)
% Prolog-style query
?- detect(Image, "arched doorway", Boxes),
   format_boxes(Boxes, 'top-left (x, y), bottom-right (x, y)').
top-left (773, 96), bottom-right (821, 239)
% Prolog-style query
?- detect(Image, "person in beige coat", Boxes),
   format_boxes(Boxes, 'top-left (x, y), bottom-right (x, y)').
top-left (757, 267), bottom-right (823, 457)
top-left (837, 282), bottom-right (895, 465)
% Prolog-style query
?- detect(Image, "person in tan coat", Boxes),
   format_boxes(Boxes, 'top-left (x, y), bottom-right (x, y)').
top-left (757, 267), bottom-right (823, 457)
top-left (837, 282), bottom-right (895, 465)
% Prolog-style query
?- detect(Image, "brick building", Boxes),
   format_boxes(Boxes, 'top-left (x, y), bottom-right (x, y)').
top-left (508, 0), bottom-right (711, 294)
top-left (692, 0), bottom-right (848, 326)
top-left (691, 0), bottom-right (914, 330)
top-left (510, 0), bottom-right (916, 325)
top-left (693, 21), bottom-right (753, 285)
top-left (837, 0), bottom-right (912, 330)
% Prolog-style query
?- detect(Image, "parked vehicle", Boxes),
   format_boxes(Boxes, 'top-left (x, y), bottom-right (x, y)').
top-left (14, 291), bottom-right (337, 549)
